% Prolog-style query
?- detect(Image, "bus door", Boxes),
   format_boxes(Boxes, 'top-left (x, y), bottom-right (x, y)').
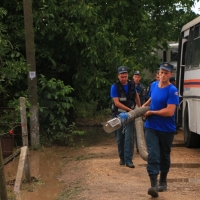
top-left (176, 38), bottom-right (187, 128)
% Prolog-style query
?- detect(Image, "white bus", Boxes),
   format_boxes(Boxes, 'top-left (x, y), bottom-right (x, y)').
top-left (176, 16), bottom-right (200, 148)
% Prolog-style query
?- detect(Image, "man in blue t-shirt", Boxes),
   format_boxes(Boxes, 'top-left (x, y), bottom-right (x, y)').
top-left (110, 66), bottom-right (140, 168)
top-left (142, 62), bottom-right (179, 198)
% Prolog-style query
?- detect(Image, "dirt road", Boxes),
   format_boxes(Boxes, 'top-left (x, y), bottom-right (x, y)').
top-left (5, 128), bottom-right (200, 200)
top-left (58, 129), bottom-right (200, 200)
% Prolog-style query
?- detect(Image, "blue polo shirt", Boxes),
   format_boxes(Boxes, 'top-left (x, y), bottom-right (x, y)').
top-left (110, 83), bottom-right (129, 98)
top-left (144, 81), bottom-right (179, 132)
top-left (136, 82), bottom-right (146, 105)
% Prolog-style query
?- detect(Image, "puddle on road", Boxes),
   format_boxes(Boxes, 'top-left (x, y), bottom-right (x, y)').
top-left (172, 143), bottom-right (185, 147)
top-left (168, 178), bottom-right (200, 183)
top-left (5, 127), bottom-right (107, 200)
top-left (172, 138), bottom-right (185, 147)
top-left (171, 163), bottom-right (200, 168)
top-left (5, 146), bottom-right (68, 200)
top-left (139, 163), bottom-right (200, 168)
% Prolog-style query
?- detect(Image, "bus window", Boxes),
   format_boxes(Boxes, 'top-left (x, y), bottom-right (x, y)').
top-left (171, 49), bottom-right (178, 62)
top-left (193, 25), bottom-right (200, 67)
top-left (194, 24), bottom-right (200, 38)
top-left (185, 28), bottom-right (194, 68)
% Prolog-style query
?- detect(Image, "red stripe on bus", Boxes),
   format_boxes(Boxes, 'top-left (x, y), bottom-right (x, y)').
top-left (184, 79), bottom-right (200, 83)
top-left (184, 79), bottom-right (200, 88)
top-left (184, 85), bottom-right (200, 88)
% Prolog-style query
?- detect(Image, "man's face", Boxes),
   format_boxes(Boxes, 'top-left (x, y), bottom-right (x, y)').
top-left (133, 74), bottom-right (141, 84)
top-left (118, 73), bottom-right (128, 85)
top-left (159, 69), bottom-right (172, 82)
top-left (155, 73), bottom-right (159, 81)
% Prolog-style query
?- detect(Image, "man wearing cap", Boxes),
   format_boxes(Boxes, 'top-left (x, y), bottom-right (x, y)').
top-left (110, 66), bottom-right (141, 168)
top-left (133, 71), bottom-right (146, 105)
top-left (132, 70), bottom-right (146, 153)
top-left (169, 77), bottom-right (176, 86)
top-left (142, 62), bottom-right (179, 197)
top-left (145, 70), bottom-right (160, 101)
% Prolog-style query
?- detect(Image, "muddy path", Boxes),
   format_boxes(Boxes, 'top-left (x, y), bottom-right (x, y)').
top-left (4, 128), bottom-right (200, 200)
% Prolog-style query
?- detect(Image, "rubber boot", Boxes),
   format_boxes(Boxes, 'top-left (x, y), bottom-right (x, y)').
top-left (148, 175), bottom-right (159, 198)
top-left (158, 172), bottom-right (167, 192)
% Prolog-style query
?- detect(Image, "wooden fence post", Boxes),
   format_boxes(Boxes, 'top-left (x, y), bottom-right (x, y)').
top-left (14, 146), bottom-right (31, 193)
top-left (20, 97), bottom-right (29, 146)
top-left (0, 142), bottom-right (8, 200)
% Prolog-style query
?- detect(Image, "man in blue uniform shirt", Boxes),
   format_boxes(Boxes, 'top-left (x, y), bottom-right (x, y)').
top-left (110, 66), bottom-right (140, 168)
top-left (145, 70), bottom-right (159, 101)
top-left (142, 62), bottom-right (179, 197)
top-left (133, 71), bottom-right (146, 105)
top-left (169, 76), bottom-right (176, 86)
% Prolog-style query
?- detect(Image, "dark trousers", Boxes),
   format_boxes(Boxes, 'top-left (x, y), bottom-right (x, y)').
top-left (115, 121), bottom-right (134, 164)
top-left (145, 128), bottom-right (174, 175)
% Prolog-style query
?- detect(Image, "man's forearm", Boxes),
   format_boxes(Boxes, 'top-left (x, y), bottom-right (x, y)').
top-left (142, 98), bottom-right (151, 107)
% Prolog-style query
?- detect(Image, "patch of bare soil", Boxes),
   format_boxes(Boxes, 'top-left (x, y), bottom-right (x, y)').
top-left (58, 129), bottom-right (200, 200)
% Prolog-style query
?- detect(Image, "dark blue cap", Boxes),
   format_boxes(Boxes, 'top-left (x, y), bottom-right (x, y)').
top-left (133, 70), bottom-right (141, 75)
top-left (159, 62), bottom-right (174, 71)
top-left (170, 77), bottom-right (175, 82)
top-left (118, 66), bottom-right (128, 74)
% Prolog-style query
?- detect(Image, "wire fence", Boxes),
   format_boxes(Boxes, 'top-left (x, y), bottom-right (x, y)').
top-left (0, 108), bottom-right (21, 158)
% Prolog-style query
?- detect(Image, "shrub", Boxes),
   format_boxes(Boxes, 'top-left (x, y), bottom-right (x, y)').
top-left (38, 75), bottom-right (74, 144)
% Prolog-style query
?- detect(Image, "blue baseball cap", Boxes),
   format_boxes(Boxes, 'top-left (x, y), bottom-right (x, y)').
top-left (159, 62), bottom-right (174, 71)
top-left (118, 66), bottom-right (128, 74)
top-left (133, 70), bottom-right (141, 76)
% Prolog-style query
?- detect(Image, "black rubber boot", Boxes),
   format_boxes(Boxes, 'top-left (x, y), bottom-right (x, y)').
top-left (148, 175), bottom-right (159, 198)
top-left (158, 172), bottom-right (167, 192)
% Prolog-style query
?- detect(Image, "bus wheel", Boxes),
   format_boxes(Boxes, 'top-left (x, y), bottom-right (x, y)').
top-left (184, 105), bottom-right (200, 148)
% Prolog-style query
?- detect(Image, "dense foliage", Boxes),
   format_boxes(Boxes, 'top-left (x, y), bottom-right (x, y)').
top-left (38, 75), bottom-right (73, 139)
top-left (0, 1), bottom-right (198, 143)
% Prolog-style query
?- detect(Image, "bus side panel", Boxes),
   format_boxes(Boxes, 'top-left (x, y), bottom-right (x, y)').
top-left (188, 99), bottom-right (197, 133)
top-left (184, 69), bottom-right (200, 134)
top-left (183, 99), bottom-right (196, 133)
top-left (196, 99), bottom-right (200, 135)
